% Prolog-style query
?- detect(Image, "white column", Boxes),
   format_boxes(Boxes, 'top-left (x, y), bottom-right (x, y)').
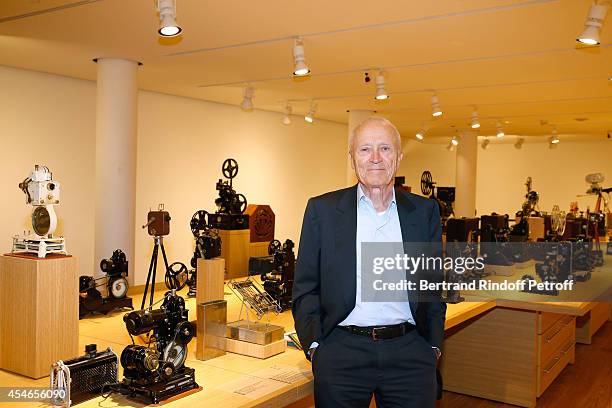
top-left (94, 58), bottom-right (138, 283)
top-left (454, 131), bottom-right (478, 218)
top-left (347, 109), bottom-right (374, 186)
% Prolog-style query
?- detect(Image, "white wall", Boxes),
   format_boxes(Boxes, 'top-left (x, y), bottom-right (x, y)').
top-left (0, 65), bottom-right (348, 286)
top-left (400, 137), bottom-right (612, 218)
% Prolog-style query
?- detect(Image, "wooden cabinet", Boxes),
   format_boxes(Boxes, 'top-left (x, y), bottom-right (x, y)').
top-left (536, 313), bottom-right (575, 396)
top-left (442, 307), bottom-right (576, 407)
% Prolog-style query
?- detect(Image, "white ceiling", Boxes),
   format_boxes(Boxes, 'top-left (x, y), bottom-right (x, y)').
top-left (1, 0), bottom-right (611, 140)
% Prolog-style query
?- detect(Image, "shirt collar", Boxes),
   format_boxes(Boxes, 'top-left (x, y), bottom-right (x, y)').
top-left (357, 183), bottom-right (397, 207)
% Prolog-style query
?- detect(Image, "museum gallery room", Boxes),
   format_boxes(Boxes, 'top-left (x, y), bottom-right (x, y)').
top-left (0, 0), bottom-right (611, 407)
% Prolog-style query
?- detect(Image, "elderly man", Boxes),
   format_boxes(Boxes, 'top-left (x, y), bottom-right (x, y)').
top-left (292, 117), bottom-right (445, 408)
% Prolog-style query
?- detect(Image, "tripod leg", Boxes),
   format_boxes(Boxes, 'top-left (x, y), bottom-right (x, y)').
top-left (150, 242), bottom-right (159, 309)
top-left (160, 242), bottom-right (172, 289)
top-left (141, 243), bottom-right (157, 310)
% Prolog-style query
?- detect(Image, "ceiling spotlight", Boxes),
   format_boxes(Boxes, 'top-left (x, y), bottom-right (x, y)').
top-left (293, 37), bottom-right (310, 76)
top-left (470, 109), bottom-right (480, 129)
top-left (514, 137), bottom-right (524, 149)
top-left (451, 136), bottom-right (459, 146)
top-left (157, 0), bottom-right (182, 37)
top-left (446, 141), bottom-right (455, 151)
top-left (282, 104), bottom-right (292, 125)
top-left (240, 87), bottom-right (254, 111)
top-left (496, 122), bottom-right (505, 138)
top-left (305, 101), bottom-right (317, 123)
top-left (431, 93), bottom-right (443, 117)
top-left (481, 138), bottom-right (490, 150)
top-left (364, 72), bottom-right (371, 83)
top-left (416, 129), bottom-right (425, 140)
top-left (577, 3), bottom-right (608, 45)
top-left (551, 128), bottom-right (560, 144)
top-left (374, 71), bottom-right (388, 100)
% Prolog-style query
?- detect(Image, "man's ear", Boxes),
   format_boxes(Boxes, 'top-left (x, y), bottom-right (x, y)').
top-left (349, 152), bottom-right (355, 170)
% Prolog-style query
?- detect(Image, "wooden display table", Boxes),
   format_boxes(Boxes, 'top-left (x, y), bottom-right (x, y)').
top-left (218, 229), bottom-right (250, 279)
top-left (0, 254), bottom-right (79, 379)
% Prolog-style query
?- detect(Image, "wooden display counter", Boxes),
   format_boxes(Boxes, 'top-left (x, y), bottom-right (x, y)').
top-left (0, 280), bottom-right (494, 408)
top-left (441, 255), bottom-right (612, 407)
top-left (0, 254), bottom-right (79, 379)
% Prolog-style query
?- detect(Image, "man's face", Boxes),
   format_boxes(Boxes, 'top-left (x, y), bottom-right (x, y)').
top-left (350, 123), bottom-right (403, 188)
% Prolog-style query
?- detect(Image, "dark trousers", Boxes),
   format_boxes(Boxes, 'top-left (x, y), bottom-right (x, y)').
top-left (312, 327), bottom-right (437, 408)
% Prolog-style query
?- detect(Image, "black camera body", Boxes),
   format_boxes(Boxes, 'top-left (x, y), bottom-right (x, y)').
top-left (119, 291), bottom-right (198, 404)
top-left (79, 249), bottom-right (133, 318)
top-left (250, 239), bottom-right (296, 310)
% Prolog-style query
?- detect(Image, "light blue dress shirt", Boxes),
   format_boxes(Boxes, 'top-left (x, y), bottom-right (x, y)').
top-left (338, 184), bottom-right (415, 326)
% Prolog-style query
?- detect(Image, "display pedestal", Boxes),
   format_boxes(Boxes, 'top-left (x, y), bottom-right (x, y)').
top-left (218, 229), bottom-right (250, 279)
top-left (196, 300), bottom-right (227, 361)
top-left (0, 254), bottom-right (78, 378)
top-left (196, 258), bottom-right (225, 304)
top-left (225, 320), bottom-right (286, 359)
top-left (249, 241), bottom-right (270, 258)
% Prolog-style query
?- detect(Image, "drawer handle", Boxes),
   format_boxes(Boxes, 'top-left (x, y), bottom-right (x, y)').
top-left (543, 356), bottom-right (561, 374)
top-left (561, 341), bottom-right (573, 355)
top-left (545, 326), bottom-right (563, 343)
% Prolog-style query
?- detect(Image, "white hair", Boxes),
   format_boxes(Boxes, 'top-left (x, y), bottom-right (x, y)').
top-left (349, 116), bottom-right (402, 154)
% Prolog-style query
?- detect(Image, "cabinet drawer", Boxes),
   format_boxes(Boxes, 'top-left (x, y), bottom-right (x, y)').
top-left (538, 315), bottom-right (575, 366)
top-left (537, 340), bottom-right (574, 397)
top-left (537, 311), bottom-right (564, 334)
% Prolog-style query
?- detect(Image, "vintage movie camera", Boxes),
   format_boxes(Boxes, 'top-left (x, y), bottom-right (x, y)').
top-left (420, 171), bottom-right (454, 230)
top-left (118, 290), bottom-right (199, 404)
top-left (209, 158), bottom-right (249, 230)
top-left (50, 344), bottom-right (118, 407)
top-left (249, 239), bottom-right (296, 310)
top-left (185, 210), bottom-right (222, 297)
top-left (143, 204), bottom-right (171, 237)
top-left (79, 249), bottom-right (133, 318)
top-left (12, 165), bottom-right (67, 257)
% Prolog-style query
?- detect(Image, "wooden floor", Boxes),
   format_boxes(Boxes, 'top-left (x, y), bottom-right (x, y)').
top-left (440, 321), bottom-right (612, 408)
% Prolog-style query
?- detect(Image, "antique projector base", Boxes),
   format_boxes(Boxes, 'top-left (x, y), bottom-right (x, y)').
top-left (79, 296), bottom-right (133, 319)
top-left (12, 235), bottom-right (66, 258)
top-left (118, 367), bottom-right (200, 405)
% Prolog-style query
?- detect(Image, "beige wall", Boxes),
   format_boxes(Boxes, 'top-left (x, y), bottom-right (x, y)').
top-left (134, 91), bottom-right (347, 285)
top-left (0, 65), bottom-right (347, 286)
top-left (0, 65), bottom-right (97, 274)
top-left (400, 137), bottom-right (612, 218)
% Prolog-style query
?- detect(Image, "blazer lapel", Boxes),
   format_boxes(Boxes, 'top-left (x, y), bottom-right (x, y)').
top-left (394, 188), bottom-right (420, 316)
top-left (335, 185), bottom-right (358, 310)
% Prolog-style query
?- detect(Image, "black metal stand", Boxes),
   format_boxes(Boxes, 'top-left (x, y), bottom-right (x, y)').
top-left (141, 236), bottom-right (171, 310)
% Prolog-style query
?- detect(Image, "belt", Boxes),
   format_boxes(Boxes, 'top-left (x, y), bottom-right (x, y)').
top-left (337, 322), bottom-right (415, 341)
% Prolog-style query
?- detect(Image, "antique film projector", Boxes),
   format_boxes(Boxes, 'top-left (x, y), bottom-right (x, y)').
top-left (118, 290), bottom-right (199, 404)
top-left (185, 210), bottom-right (222, 297)
top-left (12, 165), bottom-right (67, 257)
top-left (78, 249), bottom-right (134, 318)
top-left (209, 158), bottom-right (249, 230)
